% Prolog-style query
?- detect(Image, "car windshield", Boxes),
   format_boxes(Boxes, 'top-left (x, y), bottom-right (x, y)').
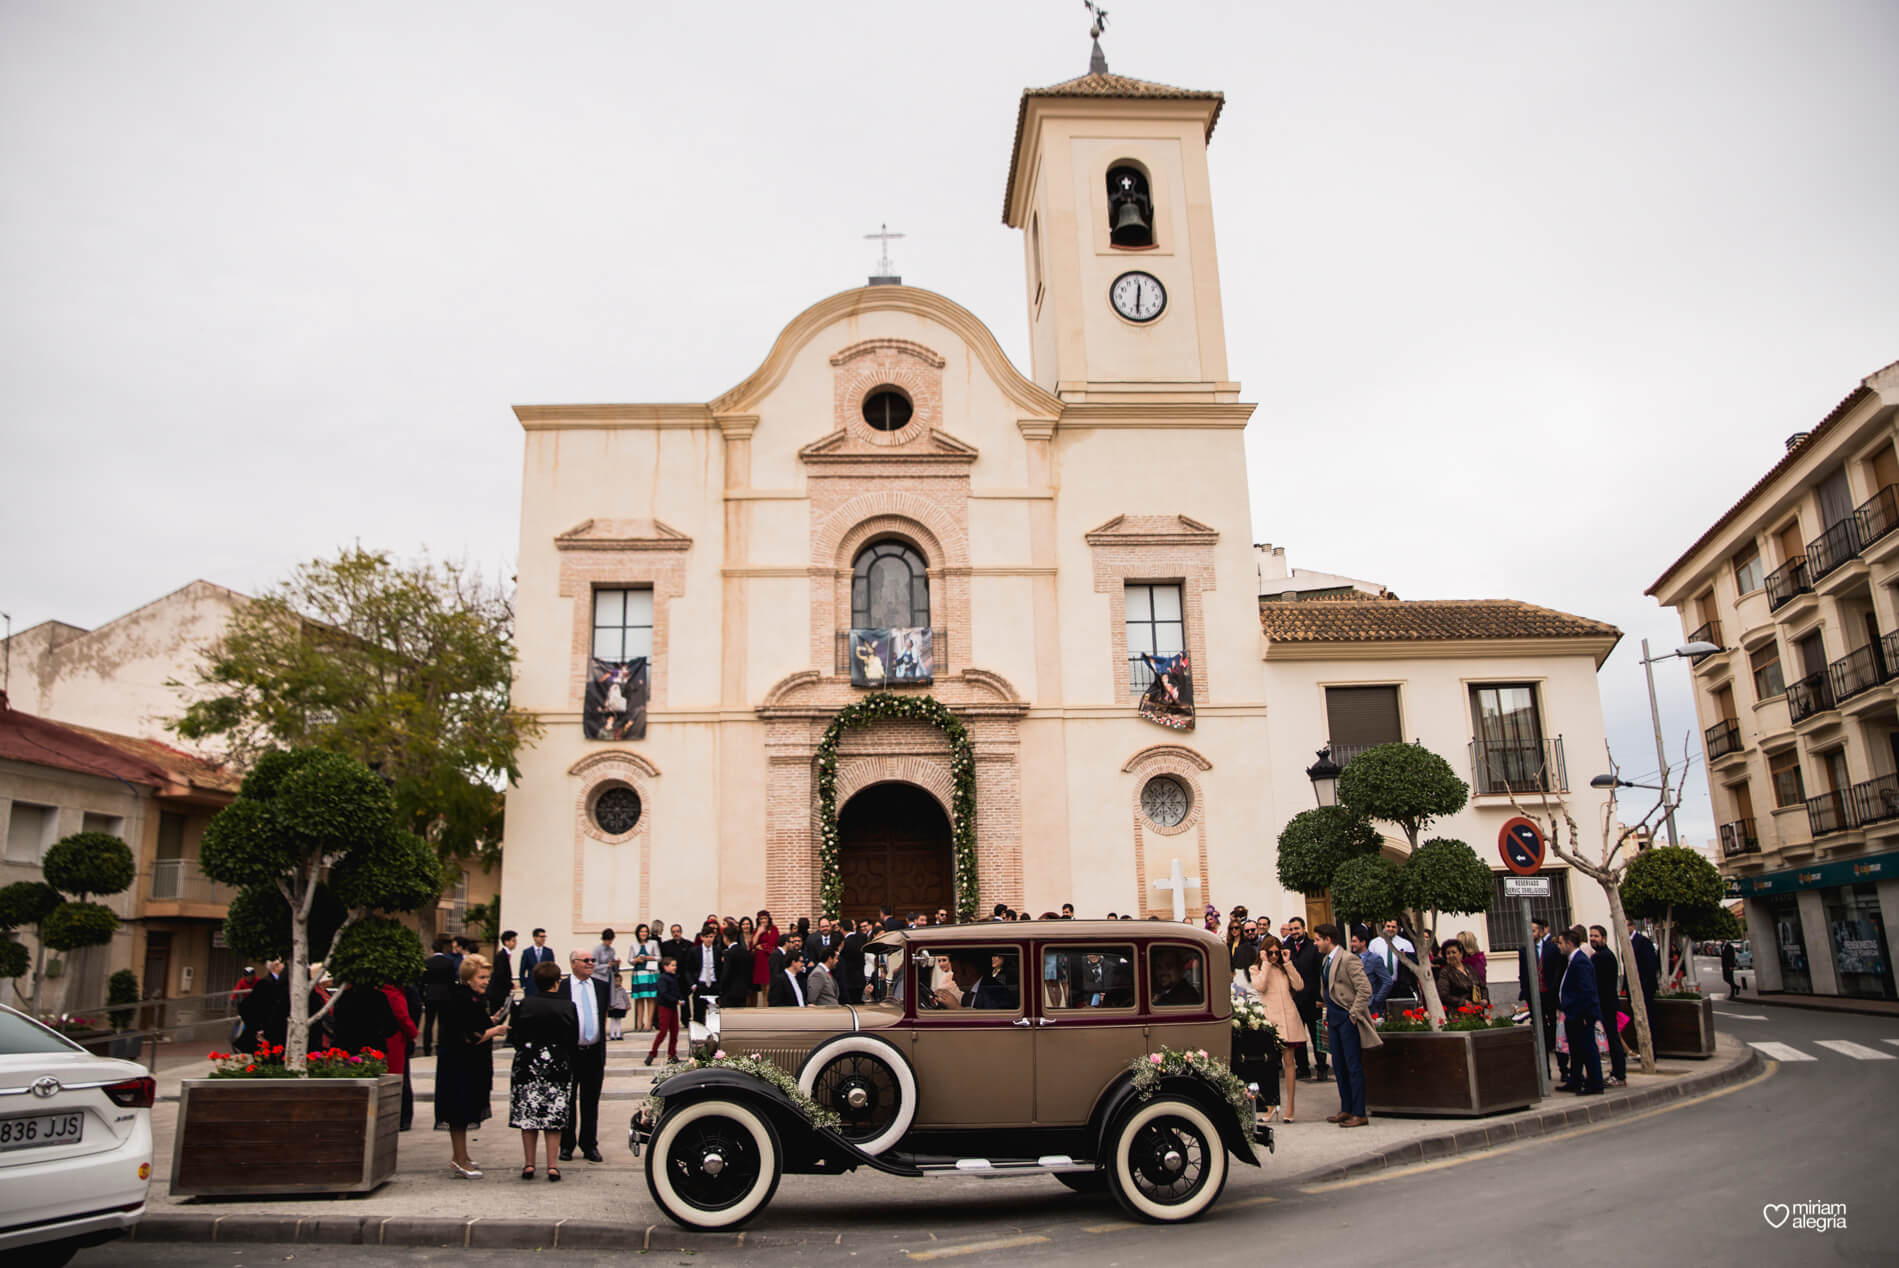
top-left (867, 941), bottom-right (905, 1006)
top-left (0, 1009), bottom-right (84, 1055)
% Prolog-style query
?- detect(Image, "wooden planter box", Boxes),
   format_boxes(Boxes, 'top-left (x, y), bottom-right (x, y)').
top-left (1362, 1026), bottom-right (1540, 1117)
top-left (1649, 996), bottom-right (1716, 1059)
top-left (170, 1075), bottom-right (401, 1196)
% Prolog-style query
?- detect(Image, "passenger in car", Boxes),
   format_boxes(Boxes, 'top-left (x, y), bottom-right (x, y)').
top-left (1151, 948), bottom-right (1205, 1007)
top-left (930, 950), bottom-right (1014, 1010)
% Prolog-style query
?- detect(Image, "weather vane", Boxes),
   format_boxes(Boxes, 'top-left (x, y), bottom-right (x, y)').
top-left (1083, 2), bottom-right (1109, 74)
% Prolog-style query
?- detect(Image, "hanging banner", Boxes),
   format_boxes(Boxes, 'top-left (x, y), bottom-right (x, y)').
top-left (849, 627), bottom-right (934, 687)
top-left (584, 657), bottom-right (649, 740)
top-left (1137, 651), bottom-right (1195, 731)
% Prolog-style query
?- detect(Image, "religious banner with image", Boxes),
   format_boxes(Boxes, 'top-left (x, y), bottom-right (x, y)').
top-left (1137, 652), bottom-right (1195, 731)
top-left (584, 657), bottom-right (649, 740)
top-left (849, 627), bottom-right (934, 687)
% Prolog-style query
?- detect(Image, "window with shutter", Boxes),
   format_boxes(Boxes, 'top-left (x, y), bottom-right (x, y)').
top-left (1324, 686), bottom-right (1402, 765)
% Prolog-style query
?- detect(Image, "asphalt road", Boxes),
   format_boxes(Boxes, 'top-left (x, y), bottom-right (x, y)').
top-left (75, 998), bottom-right (1896, 1267)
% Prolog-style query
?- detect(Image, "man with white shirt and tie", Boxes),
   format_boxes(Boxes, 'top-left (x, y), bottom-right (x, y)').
top-left (1367, 919), bottom-right (1417, 1005)
top-left (558, 949), bottom-right (611, 1163)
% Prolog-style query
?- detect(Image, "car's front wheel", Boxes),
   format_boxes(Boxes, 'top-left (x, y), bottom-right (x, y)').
top-left (645, 1099), bottom-right (782, 1230)
top-left (1105, 1096), bottom-right (1228, 1222)
top-left (797, 1035), bottom-right (916, 1155)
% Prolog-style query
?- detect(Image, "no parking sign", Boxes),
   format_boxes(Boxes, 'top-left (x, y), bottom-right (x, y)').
top-left (1498, 816), bottom-right (1545, 876)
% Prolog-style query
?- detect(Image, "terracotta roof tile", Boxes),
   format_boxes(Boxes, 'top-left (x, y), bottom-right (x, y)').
top-left (0, 696), bottom-right (240, 796)
top-left (1002, 71), bottom-right (1224, 223)
top-left (1258, 598), bottom-right (1620, 645)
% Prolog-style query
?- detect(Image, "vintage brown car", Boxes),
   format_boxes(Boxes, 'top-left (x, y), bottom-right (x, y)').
top-left (631, 921), bottom-right (1270, 1229)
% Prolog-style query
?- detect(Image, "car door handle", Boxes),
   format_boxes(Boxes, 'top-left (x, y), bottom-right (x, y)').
top-left (1013, 1017), bottom-right (1032, 1027)
top-left (1036, 1017), bottom-right (1056, 1027)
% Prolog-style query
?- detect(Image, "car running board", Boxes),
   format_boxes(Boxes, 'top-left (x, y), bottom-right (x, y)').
top-left (915, 1155), bottom-right (1097, 1179)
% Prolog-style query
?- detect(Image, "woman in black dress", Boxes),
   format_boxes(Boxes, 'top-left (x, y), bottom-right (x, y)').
top-left (508, 961), bottom-right (578, 1180)
top-left (437, 954), bottom-right (508, 1178)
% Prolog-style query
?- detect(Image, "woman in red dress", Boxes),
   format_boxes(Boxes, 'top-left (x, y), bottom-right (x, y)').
top-left (751, 910), bottom-right (779, 1008)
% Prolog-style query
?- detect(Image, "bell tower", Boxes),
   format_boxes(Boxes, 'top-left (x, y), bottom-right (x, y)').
top-left (1002, 52), bottom-right (1235, 404)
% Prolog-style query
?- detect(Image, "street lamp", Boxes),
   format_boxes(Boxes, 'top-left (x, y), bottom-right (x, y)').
top-left (1306, 747), bottom-right (1342, 807)
top-left (1636, 638), bottom-right (1724, 849)
top-left (1590, 774), bottom-right (1666, 792)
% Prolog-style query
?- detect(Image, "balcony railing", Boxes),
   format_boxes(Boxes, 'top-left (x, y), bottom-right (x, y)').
top-left (1851, 772), bottom-right (1899, 829)
top-left (148, 859), bottom-right (234, 906)
top-left (1765, 555), bottom-right (1812, 610)
top-left (1828, 642), bottom-right (1889, 704)
top-left (1806, 789), bottom-right (1854, 836)
top-left (1469, 736), bottom-right (1567, 796)
top-left (1787, 670), bottom-right (1836, 723)
top-left (1807, 517), bottom-right (1863, 580)
top-left (1704, 718), bottom-right (1743, 760)
top-left (1718, 819), bottom-right (1761, 859)
top-left (834, 629), bottom-right (947, 679)
top-left (1855, 484), bottom-right (1899, 551)
top-left (1688, 620), bottom-right (1722, 664)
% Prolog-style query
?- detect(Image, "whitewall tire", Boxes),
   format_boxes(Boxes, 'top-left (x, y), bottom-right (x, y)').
top-left (645, 1099), bottom-right (782, 1230)
top-left (797, 1035), bottom-right (917, 1156)
top-left (1106, 1096), bottom-right (1228, 1223)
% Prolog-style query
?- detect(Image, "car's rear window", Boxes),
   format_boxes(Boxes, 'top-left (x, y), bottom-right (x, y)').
top-left (0, 1010), bottom-right (84, 1055)
top-left (1149, 944), bottom-right (1208, 1009)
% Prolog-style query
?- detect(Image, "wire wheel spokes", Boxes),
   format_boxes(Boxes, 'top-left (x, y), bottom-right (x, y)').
top-left (812, 1053), bottom-right (901, 1139)
top-left (1128, 1116), bottom-right (1209, 1205)
top-left (666, 1116), bottom-right (764, 1211)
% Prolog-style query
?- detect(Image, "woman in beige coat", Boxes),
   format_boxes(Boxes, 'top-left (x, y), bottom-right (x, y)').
top-left (1250, 934), bottom-right (1308, 1122)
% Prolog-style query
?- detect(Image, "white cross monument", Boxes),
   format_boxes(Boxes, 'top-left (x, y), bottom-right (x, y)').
top-left (1152, 857), bottom-right (1201, 923)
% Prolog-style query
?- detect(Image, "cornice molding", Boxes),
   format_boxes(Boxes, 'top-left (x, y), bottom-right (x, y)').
top-left (1084, 513), bottom-right (1221, 547)
top-left (515, 403), bottom-right (714, 431)
top-left (709, 285), bottom-right (1063, 420)
top-left (554, 518), bottom-right (693, 553)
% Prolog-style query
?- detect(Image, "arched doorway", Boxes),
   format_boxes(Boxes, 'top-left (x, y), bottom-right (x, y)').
top-left (838, 783), bottom-right (953, 924)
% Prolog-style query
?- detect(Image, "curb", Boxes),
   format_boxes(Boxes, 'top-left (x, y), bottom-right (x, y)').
top-left (1296, 1041), bottom-right (1766, 1185)
top-left (129, 1043), bottom-right (1765, 1251)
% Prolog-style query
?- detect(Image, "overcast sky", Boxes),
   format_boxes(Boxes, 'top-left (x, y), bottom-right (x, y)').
top-left (4, 1), bottom-right (1897, 842)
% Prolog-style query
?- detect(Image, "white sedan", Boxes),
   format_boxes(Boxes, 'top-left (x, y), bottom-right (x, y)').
top-left (0, 1005), bottom-right (153, 1268)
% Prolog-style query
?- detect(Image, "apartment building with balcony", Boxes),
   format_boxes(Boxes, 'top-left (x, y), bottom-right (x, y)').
top-left (1651, 358), bottom-right (1899, 1002)
top-left (0, 693), bottom-right (239, 1017)
top-left (1260, 596), bottom-right (1623, 995)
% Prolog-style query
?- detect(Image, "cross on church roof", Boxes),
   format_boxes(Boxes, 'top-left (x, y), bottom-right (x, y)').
top-left (865, 222), bottom-right (904, 286)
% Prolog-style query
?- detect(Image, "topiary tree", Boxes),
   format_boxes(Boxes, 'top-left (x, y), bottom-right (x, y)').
top-left (38, 831), bottom-right (137, 1009)
top-left (0, 882), bottom-right (60, 1010)
top-left (1329, 854), bottom-right (1402, 929)
top-left (199, 746), bottom-right (442, 1069)
top-left (1276, 806), bottom-right (1383, 896)
top-left (1623, 845), bottom-right (1725, 986)
top-left (326, 916), bottom-right (428, 990)
top-left (106, 969), bottom-right (140, 1032)
top-left (1328, 744), bottom-right (1488, 1028)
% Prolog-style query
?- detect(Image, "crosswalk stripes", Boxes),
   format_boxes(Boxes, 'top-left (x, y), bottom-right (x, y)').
top-left (1747, 1041), bottom-right (1817, 1062)
top-left (1813, 1039), bottom-right (1897, 1061)
top-left (1748, 1039), bottom-right (1899, 1062)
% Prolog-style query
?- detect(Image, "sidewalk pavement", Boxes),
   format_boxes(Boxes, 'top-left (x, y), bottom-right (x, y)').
top-left (1726, 982), bottom-right (1899, 1017)
top-left (129, 1031), bottom-right (1763, 1251)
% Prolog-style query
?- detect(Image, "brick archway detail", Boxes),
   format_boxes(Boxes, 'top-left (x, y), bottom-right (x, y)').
top-left (835, 759), bottom-right (957, 826)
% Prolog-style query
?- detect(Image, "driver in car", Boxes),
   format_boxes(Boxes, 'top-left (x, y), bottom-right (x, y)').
top-left (931, 949), bottom-right (1013, 1009)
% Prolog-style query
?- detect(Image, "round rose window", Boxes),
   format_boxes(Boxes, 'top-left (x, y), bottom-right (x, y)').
top-left (1141, 775), bottom-right (1189, 828)
top-left (592, 786), bottom-right (643, 835)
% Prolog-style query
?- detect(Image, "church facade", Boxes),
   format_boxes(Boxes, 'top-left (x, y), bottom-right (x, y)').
top-left (500, 67), bottom-right (1621, 959)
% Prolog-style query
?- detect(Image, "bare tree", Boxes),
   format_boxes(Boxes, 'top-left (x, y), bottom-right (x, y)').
top-left (1508, 748), bottom-right (1679, 1075)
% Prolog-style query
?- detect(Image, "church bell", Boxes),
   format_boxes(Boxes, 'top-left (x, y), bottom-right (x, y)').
top-left (1107, 167), bottom-right (1153, 247)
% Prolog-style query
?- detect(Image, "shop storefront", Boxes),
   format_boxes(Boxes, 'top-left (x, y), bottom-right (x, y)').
top-left (1729, 850), bottom-right (1899, 1000)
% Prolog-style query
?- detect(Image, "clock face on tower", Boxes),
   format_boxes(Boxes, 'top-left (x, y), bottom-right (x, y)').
top-left (1109, 270), bottom-right (1166, 323)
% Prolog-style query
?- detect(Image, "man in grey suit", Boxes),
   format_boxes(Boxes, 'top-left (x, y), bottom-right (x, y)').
top-left (807, 944), bottom-right (841, 1006)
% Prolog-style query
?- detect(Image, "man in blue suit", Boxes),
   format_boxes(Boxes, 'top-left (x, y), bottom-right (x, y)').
top-left (1556, 926), bottom-right (1604, 1095)
top-left (518, 928), bottom-right (558, 996)
top-left (1351, 925), bottom-right (1396, 1016)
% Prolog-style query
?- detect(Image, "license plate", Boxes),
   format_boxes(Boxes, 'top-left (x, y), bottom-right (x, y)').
top-left (0, 1110), bottom-right (85, 1151)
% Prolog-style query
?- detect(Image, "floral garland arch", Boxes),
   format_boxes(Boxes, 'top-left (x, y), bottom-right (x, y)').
top-left (816, 692), bottom-right (978, 922)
